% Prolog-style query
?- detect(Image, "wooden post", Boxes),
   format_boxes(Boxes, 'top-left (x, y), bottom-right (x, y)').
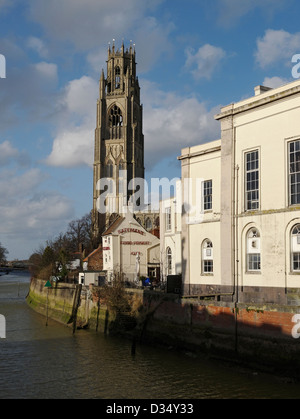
top-left (46, 288), bottom-right (48, 326)
top-left (72, 284), bottom-right (82, 334)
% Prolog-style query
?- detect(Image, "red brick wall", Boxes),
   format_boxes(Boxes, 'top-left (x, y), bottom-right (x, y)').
top-left (149, 298), bottom-right (298, 339)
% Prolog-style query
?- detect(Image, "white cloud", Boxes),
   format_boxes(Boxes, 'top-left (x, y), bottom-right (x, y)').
top-left (262, 76), bottom-right (290, 89)
top-left (46, 126), bottom-right (94, 168)
top-left (45, 75), bottom-right (98, 167)
top-left (62, 75), bottom-right (97, 116)
top-left (133, 16), bottom-right (175, 73)
top-left (0, 140), bottom-right (20, 165)
top-left (0, 140), bottom-right (30, 167)
top-left (28, 0), bottom-right (173, 76)
top-left (0, 167), bottom-right (74, 258)
top-left (255, 29), bottom-right (300, 69)
top-left (141, 80), bottom-right (221, 169)
top-left (216, 0), bottom-right (287, 27)
top-left (184, 44), bottom-right (226, 80)
top-left (28, 0), bottom-right (165, 51)
top-left (27, 36), bottom-right (49, 58)
top-left (46, 75), bottom-right (221, 171)
top-left (34, 61), bottom-right (58, 80)
top-left (0, 167), bottom-right (44, 199)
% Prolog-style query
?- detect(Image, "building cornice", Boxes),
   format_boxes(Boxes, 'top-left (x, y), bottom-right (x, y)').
top-left (178, 145), bottom-right (221, 161)
top-left (215, 82), bottom-right (300, 121)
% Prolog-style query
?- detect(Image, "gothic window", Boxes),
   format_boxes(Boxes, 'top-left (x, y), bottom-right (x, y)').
top-left (202, 239), bottom-right (213, 273)
top-left (119, 160), bottom-right (125, 171)
top-left (145, 218), bottom-right (152, 231)
top-left (115, 66), bottom-right (121, 89)
top-left (246, 228), bottom-right (261, 271)
top-left (166, 247), bottom-right (172, 275)
top-left (291, 224), bottom-right (300, 272)
top-left (106, 160), bottom-right (113, 178)
top-left (109, 105), bottom-right (123, 127)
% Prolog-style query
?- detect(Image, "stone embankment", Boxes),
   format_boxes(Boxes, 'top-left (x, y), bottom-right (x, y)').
top-left (27, 277), bottom-right (300, 380)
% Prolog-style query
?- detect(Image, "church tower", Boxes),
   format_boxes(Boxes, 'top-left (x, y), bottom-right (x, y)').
top-left (92, 41), bottom-right (145, 242)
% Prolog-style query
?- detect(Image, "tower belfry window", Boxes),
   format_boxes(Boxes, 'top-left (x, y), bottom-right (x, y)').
top-left (109, 105), bottom-right (123, 127)
top-left (115, 66), bottom-right (121, 89)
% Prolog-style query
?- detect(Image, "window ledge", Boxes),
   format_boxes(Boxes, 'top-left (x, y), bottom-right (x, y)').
top-left (245, 271), bottom-right (261, 275)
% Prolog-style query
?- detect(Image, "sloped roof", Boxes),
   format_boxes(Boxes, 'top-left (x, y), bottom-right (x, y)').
top-left (83, 245), bottom-right (102, 262)
top-left (102, 215), bottom-right (125, 236)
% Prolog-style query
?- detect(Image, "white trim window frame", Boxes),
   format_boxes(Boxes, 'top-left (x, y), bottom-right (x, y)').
top-left (245, 149), bottom-right (259, 211)
top-left (291, 224), bottom-right (300, 273)
top-left (203, 180), bottom-right (212, 211)
top-left (202, 239), bottom-right (213, 274)
top-left (246, 228), bottom-right (261, 272)
top-left (288, 140), bottom-right (300, 206)
top-left (165, 207), bottom-right (171, 232)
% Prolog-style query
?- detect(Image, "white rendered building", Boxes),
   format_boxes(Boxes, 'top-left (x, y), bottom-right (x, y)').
top-left (159, 182), bottom-right (182, 281)
top-left (102, 210), bottom-right (160, 283)
top-left (180, 80), bottom-right (300, 305)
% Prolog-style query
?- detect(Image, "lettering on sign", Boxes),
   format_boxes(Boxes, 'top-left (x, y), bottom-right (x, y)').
top-left (121, 241), bottom-right (151, 245)
top-left (118, 228), bottom-right (146, 236)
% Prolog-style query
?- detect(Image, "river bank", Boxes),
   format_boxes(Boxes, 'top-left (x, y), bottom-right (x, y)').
top-left (26, 277), bottom-right (300, 382)
top-left (4, 271), bottom-right (300, 399)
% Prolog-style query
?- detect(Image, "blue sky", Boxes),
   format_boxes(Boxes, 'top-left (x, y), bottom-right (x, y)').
top-left (0, 0), bottom-right (299, 260)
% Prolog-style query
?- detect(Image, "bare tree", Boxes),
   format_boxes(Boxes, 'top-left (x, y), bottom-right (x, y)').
top-left (66, 212), bottom-right (93, 254)
top-left (0, 242), bottom-right (8, 265)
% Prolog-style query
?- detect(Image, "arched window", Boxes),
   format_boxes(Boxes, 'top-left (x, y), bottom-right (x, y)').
top-left (202, 239), bottom-right (213, 273)
top-left (118, 160), bottom-right (125, 171)
top-left (166, 247), bottom-right (172, 275)
top-left (145, 218), bottom-right (152, 231)
top-left (246, 228), bottom-right (261, 271)
top-left (115, 66), bottom-right (121, 89)
top-left (109, 105), bottom-right (123, 127)
top-left (106, 160), bottom-right (113, 178)
top-left (291, 224), bottom-right (300, 272)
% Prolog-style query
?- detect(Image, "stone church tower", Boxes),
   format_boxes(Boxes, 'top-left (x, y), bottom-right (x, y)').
top-left (92, 41), bottom-right (146, 243)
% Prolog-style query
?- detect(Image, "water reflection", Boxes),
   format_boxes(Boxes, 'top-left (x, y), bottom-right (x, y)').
top-left (1, 272), bottom-right (300, 399)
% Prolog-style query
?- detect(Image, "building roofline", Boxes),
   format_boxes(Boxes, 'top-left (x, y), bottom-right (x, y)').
top-left (215, 79), bottom-right (300, 120)
top-left (178, 140), bottom-right (221, 161)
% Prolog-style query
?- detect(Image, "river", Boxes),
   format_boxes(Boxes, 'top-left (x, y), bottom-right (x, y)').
top-left (1, 271), bottom-right (300, 400)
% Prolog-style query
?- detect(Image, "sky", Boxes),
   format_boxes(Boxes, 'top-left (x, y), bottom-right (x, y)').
top-left (0, 0), bottom-right (300, 260)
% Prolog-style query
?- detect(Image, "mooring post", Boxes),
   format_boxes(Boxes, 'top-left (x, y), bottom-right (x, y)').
top-left (72, 284), bottom-right (82, 334)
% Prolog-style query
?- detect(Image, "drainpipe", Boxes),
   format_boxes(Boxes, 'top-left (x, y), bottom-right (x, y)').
top-left (234, 164), bottom-right (239, 352)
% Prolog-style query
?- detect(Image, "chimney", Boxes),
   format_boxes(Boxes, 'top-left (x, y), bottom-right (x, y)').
top-left (254, 85), bottom-right (272, 96)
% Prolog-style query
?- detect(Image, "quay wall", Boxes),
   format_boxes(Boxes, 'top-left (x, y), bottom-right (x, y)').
top-left (27, 278), bottom-right (300, 378)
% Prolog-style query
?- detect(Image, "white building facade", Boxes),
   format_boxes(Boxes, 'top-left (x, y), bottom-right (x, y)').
top-left (102, 210), bottom-right (160, 283)
top-left (180, 80), bottom-right (300, 305)
top-left (159, 183), bottom-right (182, 282)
